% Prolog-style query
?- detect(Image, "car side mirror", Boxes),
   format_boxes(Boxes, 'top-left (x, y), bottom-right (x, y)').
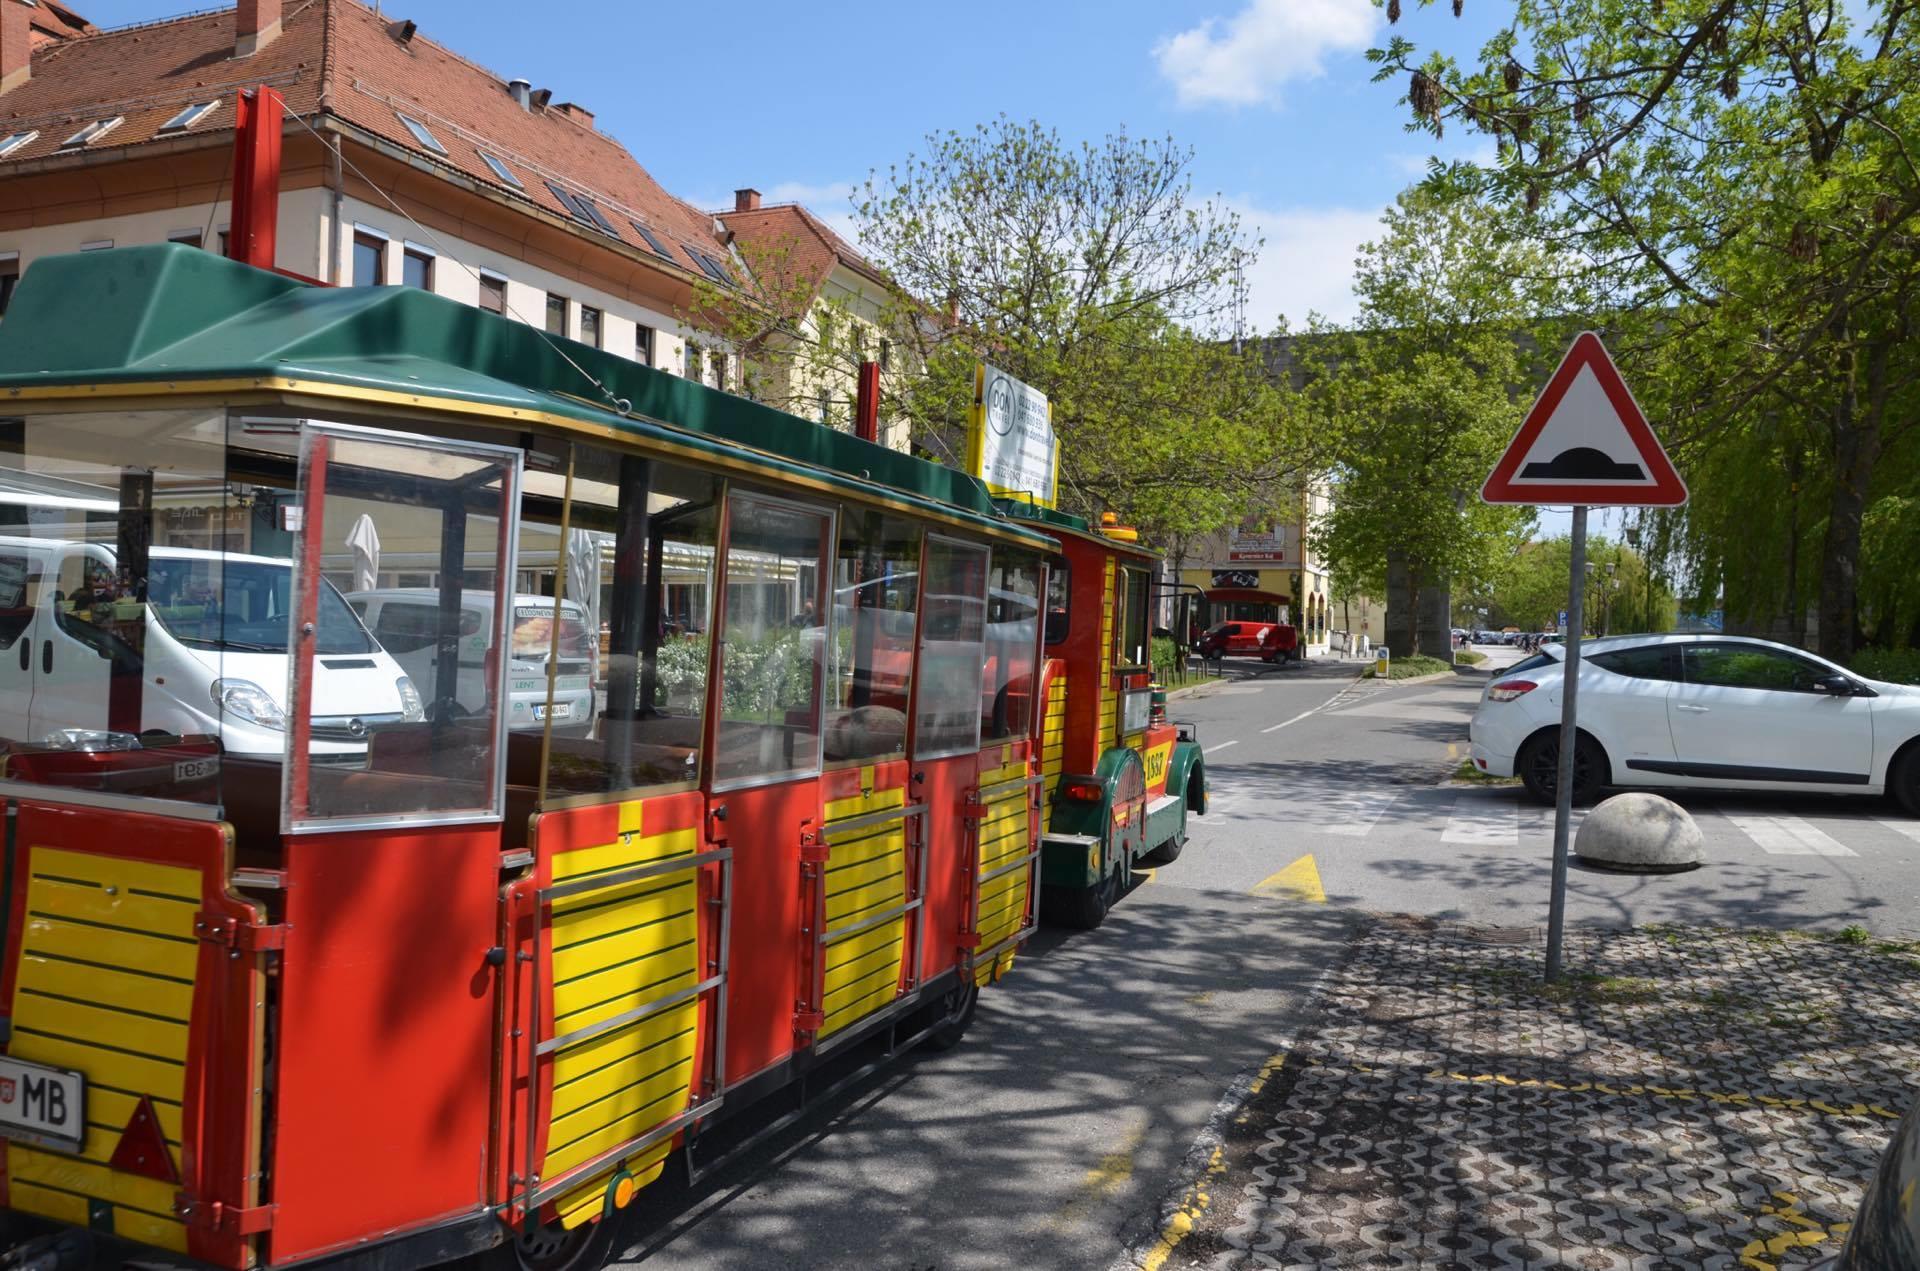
top-left (1813, 673), bottom-right (1857, 696)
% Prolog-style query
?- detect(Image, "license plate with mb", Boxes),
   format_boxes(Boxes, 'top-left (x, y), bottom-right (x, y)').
top-left (0, 1056), bottom-right (85, 1152)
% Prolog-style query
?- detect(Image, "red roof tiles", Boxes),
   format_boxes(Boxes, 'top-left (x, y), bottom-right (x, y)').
top-left (0, 0), bottom-right (729, 277)
top-left (718, 201), bottom-right (887, 313)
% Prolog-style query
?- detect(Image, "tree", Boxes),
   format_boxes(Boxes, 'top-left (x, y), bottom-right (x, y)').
top-left (1299, 186), bottom-right (1565, 658)
top-left (1491, 534), bottom-right (1674, 633)
top-left (848, 118), bottom-right (1305, 539)
top-left (1375, 0), bottom-right (1920, 660)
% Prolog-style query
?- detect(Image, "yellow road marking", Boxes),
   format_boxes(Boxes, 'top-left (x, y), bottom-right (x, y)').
top-left (1141, 1145), bottom-right (1228, 1271)
top-left (1251, 855), bottom-right (1326, 904)
top-left (1738, 1191), bottom-right (1852, 1269)
top-left (1447, 742), bottom-right (1459, 759)
top-left (1056, 1121), bottom-right (1145, 1228)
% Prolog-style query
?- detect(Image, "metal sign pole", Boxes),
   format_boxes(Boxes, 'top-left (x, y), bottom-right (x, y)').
top-left (1544, 505), bottom-right (1587, 982)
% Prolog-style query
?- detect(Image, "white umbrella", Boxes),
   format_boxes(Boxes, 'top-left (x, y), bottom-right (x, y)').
top-left (346, 513), bottom-right (381, 593)
top-left (566, 528), bottom-right (602, 659)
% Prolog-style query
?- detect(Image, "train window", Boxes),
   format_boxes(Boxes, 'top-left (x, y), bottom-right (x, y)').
top-left (982, 550), bottom-right (1042, 743)
top-left (712, 493), bottom-right (831, 790)
top-left (914, 536), bottom-right (988, 759)
top-left (1044, 560), bottom-right (1069, 645)
top-left (1119, 567), bottom-right (1150, 668)
top-left (824, 508), bottom-right (920, 765)
top-left (286, 423), bottom-right (519, 829)
top-left (540, 448), bottom-right (720, 799)
top-left (0, 409), bottom-right (235, 812)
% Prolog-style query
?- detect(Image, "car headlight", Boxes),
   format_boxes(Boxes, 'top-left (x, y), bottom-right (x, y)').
top-left (210, 678), bottom-right (286, 730)
top-left (396, 675), bottom-right (425, 722)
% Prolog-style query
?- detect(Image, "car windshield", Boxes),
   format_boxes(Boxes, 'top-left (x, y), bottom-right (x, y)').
top-left (148, 557), bottom-right (375, 655)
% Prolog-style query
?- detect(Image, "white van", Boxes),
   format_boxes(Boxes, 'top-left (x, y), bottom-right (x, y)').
top-left (347, 590), bottom-right (598, 733)
top-left (0, 537), bottom-right (421, 760)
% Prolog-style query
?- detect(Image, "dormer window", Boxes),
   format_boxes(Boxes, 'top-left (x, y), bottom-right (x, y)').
top-left (60, 117), bottom-right (124, 150)
top-left (159, 101), bottom-right (220, 134)
top-left (396, 112), bottom-right (448, 155)
top-left (478, 151), bottom-right (522, 189)
top-left (0, 131), bottom-right (39, 158)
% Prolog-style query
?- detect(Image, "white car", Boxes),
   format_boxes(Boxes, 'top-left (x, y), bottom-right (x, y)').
top-left (1469, 633), bottom-right (1920, 814)
top-left (347, 590), bottom-right (598, 733)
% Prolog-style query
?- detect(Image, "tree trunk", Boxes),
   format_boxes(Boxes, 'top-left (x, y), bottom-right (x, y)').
top-left (1417, 578), bottom-right (1454, 661)
top-left (1816, 344), bottom-right (1885, 664)
top-left (1384, 550), bottom-right (1414, 658)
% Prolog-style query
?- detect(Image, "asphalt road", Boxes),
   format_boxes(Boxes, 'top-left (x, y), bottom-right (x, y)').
top-left (610, 648), bottom-right (1920, 1268)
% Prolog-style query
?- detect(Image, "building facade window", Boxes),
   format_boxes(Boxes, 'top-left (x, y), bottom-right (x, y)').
top-left (684, 342), bottom-right (702, 381)
top-left (352, 232), bottom-right (386, 287)
top-left (710, 351), bottom-right (728, 390)
top-left (818, 387), bottom-right (832, 424)
top-left (579, 305), bottom-right (602, 348)
top-left (879, 338), bottom-right (892, 370)
top-left (634, 324), bottom-right (654, 366)
top-left (545, 294), bottom-right (568, 337)
top-left (167, 230), bottom-right (205, 250)
top-left (0, 257), bottom-right (17, 319)
top-left (479, 272), bottom-right (506, 315)
top-left (402, 246), bottom-right (434, 291)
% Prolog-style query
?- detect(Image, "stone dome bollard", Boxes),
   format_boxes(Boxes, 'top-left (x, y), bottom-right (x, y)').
top-left (1575, 793), bottom-right (1704, 873)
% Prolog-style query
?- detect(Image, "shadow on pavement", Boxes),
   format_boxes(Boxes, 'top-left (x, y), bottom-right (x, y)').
top-left (612, 886), bottom-right (1359, 1271)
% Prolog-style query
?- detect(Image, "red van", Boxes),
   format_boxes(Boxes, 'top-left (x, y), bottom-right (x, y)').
top-left (1197, 620), bottom-right (1299, 663)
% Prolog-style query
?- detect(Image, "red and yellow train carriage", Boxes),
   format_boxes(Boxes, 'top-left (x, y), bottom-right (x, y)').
top-left (0, 244), bottom-right (1060, 1270)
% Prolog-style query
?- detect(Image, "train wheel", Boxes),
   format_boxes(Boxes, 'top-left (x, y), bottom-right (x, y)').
top-left (1143, 832), bottom-right (1184, 865)
top-left (482, 1211), bottom-right (618, 1271)
top-left (919, 981), bottom-right (980, 1052)
top-left (1053, 858), bottom-right (1119, 930)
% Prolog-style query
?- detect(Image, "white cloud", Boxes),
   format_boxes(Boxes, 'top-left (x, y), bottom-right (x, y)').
top-left (1155, 0), bottom-right (1379, 108)
top-left (1232, 201), bottom-right (1385, 328)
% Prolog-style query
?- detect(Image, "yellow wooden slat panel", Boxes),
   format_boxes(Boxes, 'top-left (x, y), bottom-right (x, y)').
top-left (551, 1010), bottom-right (697, 1101)
top-left (550, 879), bottom-right (696, 948)
top-left (544, 1063), bottom-right (692, 1176)
top-left (550, 1034), bottom-right (697, 1149)
top-left (10, 994), bottom-right (187, 1072)
top-left (823, 929), bottom-right (902, 990)
top-left (551, 829), bottom-right (698, 883)
top-left (551, 1015), bottom-right (697, 1122)
top-left (821, 981), bottom-right (898, 1037)
top-left (551, 911), bottom-right (698, 986)
top-left (7, 1179), bottom-right (88, 1227)
top-left (825, 827), bottom-right (906, 870)
top-left (16, 954), bottom-right (194, 1024)
top-left (824, 850), bottom-right (902, 897)
top-left (85, 1085), bottom-right (183, 1148)
top-left (825, 785), bottom-right (904, 822)
top-left (25, 877), bottom-right (198, 941)
top-left (109, 1205), bottom-right (190, 1254)
top-left (27, 849), bottom-right (200, 903)
top-left (823, 957), bottom-right (899, 1016)
top-left (9, 1031), bottom-right (183, 1099)
top-left (9, 1144), bottom-right (179, 1219)
top-left (552, 965), bottom-right (700, 1039)
top-left (554, 1137), bottom-right (674, 1230)
top-left (17, 917), bottom-right (197, 982)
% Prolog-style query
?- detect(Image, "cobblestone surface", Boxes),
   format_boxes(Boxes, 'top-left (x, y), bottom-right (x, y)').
top-left (1172, 919), bottom-right (1920, 1270)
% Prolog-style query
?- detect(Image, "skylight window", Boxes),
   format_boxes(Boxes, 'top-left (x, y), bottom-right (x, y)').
top-left (0, 130), bottom-right (37, 158)
top-left (159, 101), bottom-right (219, 134)
top-left (571, 195), bottom-right (621, 239)
top-left (699, 253), bottom-right (736, 286)
top-left (629, 222), bottom-right (674, 261)
top-left (395, 112), bottom-right (448, 155)
top-left (60, 117), bottom-right (124, 150)
top-left (478, 152), bottom-right (522, 189)
top-left (544, 180), bottom-right (591, 223)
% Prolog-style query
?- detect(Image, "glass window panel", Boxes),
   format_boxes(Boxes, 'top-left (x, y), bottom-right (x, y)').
top-left (913, 537), bottom-right (987, 759)
top-left (1119, 567), bottom-right (1150, 668)
top-left (540, 451), bottom-right (720, 798)
top-left (402, 248), bottom-right (433, 291)
top-left (1683, 644), bottom-right (1824, 692)
top-left (982, 551), bottom-right (1042, 744)
top-left (0, 409), bottom-right (245, 810)
top-left (352, 233), bottom-right (384, 287)
top-left (824, 509), bottom-right (920, 765)
top-left (712, 495), bottom-right (829, 788)
top-left (479, 274), bottom-right (506, 314)
top-left (1044, 558), bottom-right (1069, 646)
top-left (289, 424), bottom-right (518, 826)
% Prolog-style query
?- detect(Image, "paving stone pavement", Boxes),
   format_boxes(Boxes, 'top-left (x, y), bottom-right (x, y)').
top-left (1161, 919), bottom-right (1920, 1271)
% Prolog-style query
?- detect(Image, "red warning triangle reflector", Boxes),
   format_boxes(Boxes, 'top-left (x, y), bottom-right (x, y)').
top-left (108, 1095), bottom-right (179, 1184)
top-left (1482, 331), bottom-right (1687, 507)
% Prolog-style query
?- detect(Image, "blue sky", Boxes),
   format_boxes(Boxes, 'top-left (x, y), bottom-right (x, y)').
top-left (77, 0), bottom-right (1512, 326)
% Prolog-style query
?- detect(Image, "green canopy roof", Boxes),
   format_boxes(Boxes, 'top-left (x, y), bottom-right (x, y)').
top-left (0, 245), bottom-right (1044, 543)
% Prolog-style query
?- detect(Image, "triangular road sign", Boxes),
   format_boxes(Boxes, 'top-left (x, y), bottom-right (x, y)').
top-left (1482, 331), bottom-right (1687, 506)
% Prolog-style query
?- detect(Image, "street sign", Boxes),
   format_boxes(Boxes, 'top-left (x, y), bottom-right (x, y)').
top-left (1481, 332), bottom-right (1687, 507)
top-left (1483, 332), bottom-right (1689, 983)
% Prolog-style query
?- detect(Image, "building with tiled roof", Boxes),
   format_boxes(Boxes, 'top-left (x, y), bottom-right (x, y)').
top-left (0, 0), bottom-right (741, 385)
top-left (713, 189), bottom-right (915, 451)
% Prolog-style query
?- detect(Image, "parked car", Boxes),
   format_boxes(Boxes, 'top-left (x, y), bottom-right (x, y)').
top-left (0, 537), bottom-right (418, 760)
top-left (1197, 620), bottom-right (1298, 664)
top-left (348, 589), bottom-right (597, 733)
top-left (1831, 1089), bottom-right (1920, 1267)
top-left (1469, 633), bottom-right (1920, 812)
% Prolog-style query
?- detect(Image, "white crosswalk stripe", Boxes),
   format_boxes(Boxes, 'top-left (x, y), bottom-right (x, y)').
top-left (1876, 817), bottom-right (1920, 844)
top-left (1721, 813), bottom-right (1858, 857)
top-left (1442, 795), bottom-right (1520, 846)
top-left (1316, 789), bottom-right (1402, 838)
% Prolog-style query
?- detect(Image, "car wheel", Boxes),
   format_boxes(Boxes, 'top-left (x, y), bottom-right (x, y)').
top-left (1891, 747), bottom-right (1920, 817)
top-left (1518, 730), bottom-right (1607, 806)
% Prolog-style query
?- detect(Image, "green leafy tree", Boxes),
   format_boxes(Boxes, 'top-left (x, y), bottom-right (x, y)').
top-left (1374, 0), bottom-right (1920, 660)
top-left (1300, 186), bottom-right (1566, 658)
